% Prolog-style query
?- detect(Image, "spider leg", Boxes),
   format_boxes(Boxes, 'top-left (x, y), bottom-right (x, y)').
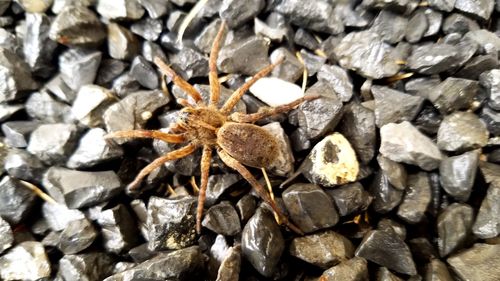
top-left (219, 56), bottom-right (284, 115)
top-left (128, 144), bottom-right (197, 191)
top-left (105, 130), bottom-right (186, 143)
top-left (229, 95), bottom-right (320, 123)
top-left (209, 21), bottom-right (226, 107)
top-left (196, 145), bottom-right (212, 233)
top-left (217, 148), bottom-right (304, 235)
top-left (154, 57), bottom-right (204, 104)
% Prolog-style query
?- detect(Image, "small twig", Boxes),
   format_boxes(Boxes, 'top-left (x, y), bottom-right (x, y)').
top-left (19, 180), bottom-right (57, 205)
top-left (176, 0), bottom-right (209, 44)
top-left (295, 51), bottom-right (308, 94)
top-left (261, 168), bottom-right (281, 224)
top-left (190, 176), bottom-right (200, 195)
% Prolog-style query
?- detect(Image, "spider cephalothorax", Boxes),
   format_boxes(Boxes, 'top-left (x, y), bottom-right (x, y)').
top-left (106, 22), bottom-right (316, 235)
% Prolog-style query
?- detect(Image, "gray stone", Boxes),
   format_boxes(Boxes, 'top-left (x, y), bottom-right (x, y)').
top-left (439, 149), bottom-right (480, 201)
top-left (42, 202), bottom-right (85, 231)
top-left (27, 123), bottom-right (78, 165)
top-left (369, 172), bottom-right (404, 214)
top-left (236, 194), bottom-right (256, 223)
top-left (0, 176), bottom-right (36, 224)
top-left (58, 218), bottom-right (97, 254)
top-left (370, 10), bottom-right (408, 44)
top-left (59, 48), bottom-right (102, 92)
top-left (480, 69), bottom-right (500, 110)
top-left (97, 0), bottom-right (145, 20)
top-left (254, 17), bottom-right (288, 42)
top-left (320, 257), bottom-right (368, 281)
top-left (377, 155), bottom-right (407, 190)
top-left (423, 8), bottom-right (443, 37)
top-left (220, 0), bottom-right (264, 28)
top-left (67, 128), bottom-right (123, 169)
top-left (138, 0), bottom-right (169, 18)
top-left (437, 203), bottom-right (474, 257)
top-left (1, 120), bottom-right (40, 148)
top-left (327, 183), bottom-right (372, 217)
top-left (372, 86), bottom-right (424, 127)
top-left (42, 167), bottom-right (122, 209)
top-left (270, 47), bottom-right (303, 83)
top-left (217, 36), bottom-right (270, 76)
top-left (424, 259), bottom-right (454, 281)
top-left (45, 74), bottom-right (76, 103)
top-left (355, 230), bottom-right (416, 275)
top-left (202, 201), bottom-right (241, 236)
top-left (397, 172), bottom-right (432, 224)
top-left (443, 13), bottom-right (480, 34)
top-left (97, 204), bottom-right (140, 254)
top-left (111, 73), bottom-right (141, 98)
top-left (405, 9), bottom-right (428, 43)
top-left (0, 48), bottom-right (38, 102)
top-left (130, 55), bottom-right (159, 89)
top-left (204, 173), bottom-right (240, 207)
top-left (464, 29), bottom-right (500, 55)
top-left (49, 5), bottom-right (106, 46)
top-left (283, 183), bottom-right (339, 233)
top-left (147, 196), bottom-right (197, 250)
top-left (289, 230), bottom-right (354, 269)
top-left (131, 17), bottom-right (162, 41)
top-left (141, 41), bottom-right (166, 63)
top-left (472, 181), bottom-right (500, 239)
top-left (23, 13), bottom-right (57, 75)
top-left (428, 77), bottom-right (479, 114)
top-left (71, 85), bottom-right (116, 128)
top-left (4, 148), bottom-right (45, 181)
top-left (455, 0), bottom-right (494, 20)
top-left (107, 22), bottom-right (139, 61)
top-left (168, 47), bottom-right (209, 80)
top-left (317, 64), bottom-right (353, 102)
top-left (261, 122), bottom-right (294, 177)
top-left (242, 207), bottom-right (284, 278)
top-left (447, 243), bottom-right (500, 281)
top-left (0, 242), bottom-right (51, 280)
top-left (456, 54), bottom-right (499, 80)
top-left (300, 49), bottom-right (326, 77)
top-left (25, 91), bottom-right (72, 123)
top-left (334, 30), bottom-right (400, 79)
top-left (0, 216), bottom-right (13, 254)
top-left (59, 253), bottom-right (115, 281)
top-left (437, 111), bottom-right (489, 152)
top-left (407, 43), bottom-right (460, 75)
top-left (380, 121), bottom-right (442, 171)
top-left (429, 0), bottom-right (456, 11)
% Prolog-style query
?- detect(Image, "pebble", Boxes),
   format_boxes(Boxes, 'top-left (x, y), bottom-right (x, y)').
top-left (241, 207), bottom-right (284, 278)
top-left (45, 74), bottom-right (76, 103)
top-left (0, 48), bottom-right (38, 102)
top-left (131, 17), bottom-right (162, 41)
top-left (0, 216), bottom-right (13, 254)
top-left (67, 128), bottom-right (123, 169)
top-left (204, 173), bottom-right (240, 207)
top-left (58, 218), bottom-right (97, 254)
top-left (97, 204), bottom-right (139, 254)
top-left (220, 0), bottom-right (264, 28)
top-left (380, 121), bottom-right (442, 171)
top-left (372, 86), bottom-right (424, 127)
top-left (289, 230), bottom-right (354, 269)
top-left (464, 29), bottom-right (500, 55)
top-left (274, 0), bottom-right (343, 34)
top-left (71, 85), bottom-right (116, 128)
top-left (194, 19), bottom-right (223, 54)
top-left (146, 196), bottom-right (197, 250)
top-left (334, 30), bottom-right (399, 79)
top-left (397, 172), bottom-right (432, 224)
top-left (59, 48), bottom-right (102, 92)
top-left (480, 69), bottom-right (500, 110)
top-left (236, 194), bottom-right (256, 223)
top-left (437, 111), bottom-right (489, 152)
top-left (424, 259), bottom-right (453, 281)
top-left (216, 244), bottom-right (241, 281)
top-left (447, 243), bottom-right (500, 281)
top-left (42, 202), bottom-right (85, 231)
top-left (299, 133), bottom-right (359, 187)
top-left (300, 49), bottom-right (326, 77)
top-left (437, 203), bottom-right (474, 257)
top-left (141, 41), bottom-right (166, 63)
top-left (407, 43), bottom-right (460, 75)
top-left (429, 0), bottom-right (455, 12)
top-left (104, 246), bottom-right (205, 281)
top-left (111, 73), bottom-right (141, 98)
top-left (377, 267), bottom-right (404, 281)
top-left (423, 8), bottom-right (443, 37)
top-left (130, 55), bottom-right (159, 89)
top-left (254, 17), bottom-right (288, 42)
top-left (4, 149), bottom-right (45, 182)
top-left (443, 13), bottom-right (480, 34)
top-left (369, 172), bottom-right (404, 214)
top-left (27, 123), bottom-right (78, 165)
top-left (293, 81), bottom-right (344, 140)
top-left (456, 54), bottom-right (498, 80)
top-left (320, 257), bottom-right (368, 281)
top-left (97, 0), bottom-right (145, 20)
top-left (25, 91), bottom-right (72, 123)
top-left (23, 13), bottom-right (57, 75)
top-left (1, 120), bottom-right (40, 148)
top-left (138, 0), bottom-right (170, 19)
top-left (428, 77), bottom-right (479, 114)
top-left (59, 253), bottom-right (115, 281)
top-left (283, 183), bottom-right (339, 233)
top-left (472, 180), bottom-right (500, 239)
top-left (355, 230), bottom-right (417, 275)
top-left (439, 149), bottom-right (480, 201)
top-left (107, 22), bottom-right (139, 61)
top-left (42, 167), bottom-right (122, 209)
top-left (270, 47), bottom-right (304, 82)
top-left (0, 104), bottom-right (23, 123)
top-left (0, 241), bottom-right (51, 280)
top-left (317, 64), bottom-right (353, 102)
top-left (202, 201), bottom-right (241, 236)
top-left (370, 10), bottom-right (408, 44)
top-left (217, 35), bottom-right (270, 76)
top-left (377, 155), bottom-right (407, 190)
top-left (49, 5), bottom-right (106, 46)
top-left (249, 77), bottom-right (303, 107)
top-left (0, 176), bottom-right (36, 224)
top-left (455, 0), bottom-right (494, 21)
top-left (168, 47), bottom-right (209, 80)
top-left (405, 9), bottom-right (428, 43)
top-left (327, 182), bottom-right (372, 217)
top-left (262, 122), bottom-right (295, 176)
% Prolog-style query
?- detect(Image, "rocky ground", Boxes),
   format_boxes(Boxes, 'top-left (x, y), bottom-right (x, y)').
top-left (0, 0), bottom-right (500, 280)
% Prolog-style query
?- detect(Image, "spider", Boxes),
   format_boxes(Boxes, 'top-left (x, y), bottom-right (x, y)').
top-left (106, 22), bottom-right (316, 235)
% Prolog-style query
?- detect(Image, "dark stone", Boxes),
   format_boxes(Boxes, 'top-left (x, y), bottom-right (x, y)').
top-left (479, 160), bottom-right (500, 183)
top-left (300, 49), bottom-right (326, 77)
top-left (317, 64), bottom-right (353, 102)
top-left (456, 54), bottom-right (499, 80)
top-left (437, 111), bottom-right (489, 152)
top-left (270, 47), bottom-right (303, 83)
top-left (1, 120), bottom-right (40, 148)
top-left (370, 10), bottom-right (408, 44)
top-left (0, 48), bottom-right (38, 102)
top-left (97, 204), bottom-right (140, 254)
top-left (111, 73), bottom-right (141, 98)
top-left (428, 77), bottom-right (479, 115)
top-left (439, 149), bottom-right (480, 201)
top-left (202, 201), bottom-right (241, 236)
top-left (409, 237), bottom-right (439, 262)
top-left (405, 9), bottom-right (428, 43)
top-left (146, 196), bottom-right (197, 250)
top-left (0, 104), bottom-right (23, 123)
top-left (472, 181), bottom-right (500, 238)
top-left (169, 47), bottom-right (209, 80)
top-left (355, 230), bottom-right (417, 275)
top-left (447, 243), bottom-right (500, 281)
top-left (0, 216), bottom-right (13, 254)
top-left (25, 91), bottom-right (72, 123)
top-left (242, 207), bottom-right (284, 278)
top-left (369, 172), bottom-right (403, 214)
top-left (294, 28), bottom-right (320, 51)
top-left (372, 86), bottom-right (424, 127)
top-left (96, 60), bottom-right (128, 87)
top-left (480, 69), bottom-right (500, 110)
top-left (217, 36), bottom-right (270, 76)
top-left (437, 203), bottom-right (474, 257)
top-left (0, 176), bottom-right (36, 224)
top-left (130, 55), bottom-right (159, 90)
top-left (59, 253), bottom-right (115, 281)
top-left (443, 13), bottom-right (480, 34)
top-left (138, 0), bottom-right (170, 18)
top-left (283, 183), bottom-right (339, 233)
top-left (204, 174), bottom-right (240, 207)
top-left (236, 194), bottom-right (256, 223)
top-left (320, 257), bottom-right (369, 281)
top-left (58, 218), bottom-right (97, 254)
top-left (407, 43), bottom-right (460, 75)
top-left (327, 183), bottom-right (372, 217)
top-left (27, 123), bottom-right (78, 165)
top-left (377, 267), bottom-right (404, 281)
top-left (42, 167), bottom-right (122, 209)
top-left (397, 172), bottom-right (432, 224)
top-left (413, 104), bottom-right (443, 135)
top-left (377, 155), bottom-right (407, 190)
top-left (46, 75), bottom-right (76, 103)
top-left (131, 17), bottom-right (162, 41)
top-left (289, 230), bottom-right (355, 269)
top-left (0, 242), bottom-right (51, 280)
top-left (142, 41), bottom-right (167, 63)
top-left (219, 0), bottom-right (264, 28)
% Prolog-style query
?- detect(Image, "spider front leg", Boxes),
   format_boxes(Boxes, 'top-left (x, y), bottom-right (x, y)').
top-left (217, 148), bottom-right (304, 235)
top-left (208, 21), bottom-right (226, 107)
top-left (196, 145), bottom-right (212, 234)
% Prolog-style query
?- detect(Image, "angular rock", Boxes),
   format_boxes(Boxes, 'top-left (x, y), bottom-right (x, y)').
top-left (300, 133), bottom-right (359, 187)
top-left (71, 85), bottom-right (115, 127)
top-left (43, 167), bottom-right (122, 209)
top-left (0, 176), bottom-right (36, 224)
top-left (429, 0), bottom-right (456, 12)
top-left (443, 13), bottom-right (479, 35)
top-left (437, 111), bottom-right (489, 152)
top-left (249, 77), bottom-right (303, 107)
top-left (45, 74), bottom-right (76, 103)
top-left (320, 257), bottom-right (368, 281)
top-left (104, 246), bottom-right (205, 281)
top-left (67, 128), bottom-right (123, 169)
top-left (0, 48), bottom-right (38, 102)
top-left (334, 30), bottom-right (399, 79)
top-left (472, 181), bottom-right (500, 239)
top-left (217, 36), bottom-right (269, 76)
top-left (49, 5), bottom-right (106, 46)
top-left (370, 9), bottom-right (408, 44)
top-left (481, 105), bottom-right (500, 136)
top-left (327, 183), bottom-right (372, 217)
top-left (380, 121), bottom-right (442, 171)
top-left (428, 77), bottom-right (479, 114)
top-left (407, 43), bottom-right (460, 75)
top-left (97, 0), bottom-right (145, 20)
top-left (283, 183), bottom-right (339, 233)
top-left (317, 64), bottom-right (353, 102)
top-left (423, 7), bottom-right (443, 37)
top-left (377, 155), bottom-right (407, 190)
top-left (220, 0), bottom-right (264, 28)
top-left (0, 216), bottom-right (13, 254)
top-left (59, 253), bottom-right (115, 281)
top-left (5, 148), bottom-right (46, 182)
top-left (131, 17), bottom-right (162, 41)
top-left (27, 123), bottom-right (78, 165)
top-left (447, 243), bottom-right (500, 281)
top-left (59, 48), bottom-right (102, 91)
top-left (23, 13), bottom-right (57, 75)
top-left (269, 47), bottom-right (303, 82)
top-left (369, 172), bottom-right (404, 214)
top-left (97, 204), bottom-right (139, 254)
top-left (42, 202), bottom-right (85, 231)
top-left (25, 91), bottom-right (72, 123)
top-left (130, 55), bottom-right (159, 89)
top-left (405, 9), bottom-right (428, 43)
top-left (216, 244), bottom-right (241, 281)
top-left (0, 104), bottom-right (23, 123)
top-left (202, 201), bottom-right (241, 236)
top-left (456, 54), bottom-right (498, 80)
top-left (397, 172), bottom-right (432, 224)
top-left (107, 22), bottom-right (139, 61)
top-left (439, 149), bottom-right (479, 201)
top-left (261, 122), bottom-right (294, 176)
top-left (236, 194), bottom-right (256, 223)
top-left (0, 242), bottom-right (51, 280)
top-left (58, 218), bottom-right (97, 254)
top-left (455, 0), bottom-right (494, 21)
top-left (437, 203), bottom-right (474, 257)
top-left (254, 13), bottom-right (290, 42)
top-left (300, 49), bottom-right (326, 77)
top-left (372, 86), bottom-right (424, 127)
top-left (138, 0), bottom-right (169, 18)
top-left (478, 160), bottom-right (500, 183)
top-left (242, 207), bottom-right (284, 278)
top-left (1, 120), bottom-right (40, 148)
top-left (424, 259), bottom-right (454, 281)
top-left (480, 69), bottom-right (500, 110)
top-left (147, 196), bottom-right (197, 250)
top-left (204, 173), bottom-right (240, 207)
top-left (464, 29), bottom-right (500, 55)
top-left (355, 230), bottom-right (417, 275)
top-left (289, 230), bottom-right (355, 269)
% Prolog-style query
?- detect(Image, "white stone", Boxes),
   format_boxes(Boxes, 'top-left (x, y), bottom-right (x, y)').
top-left (249, 77), bottom-right (303, 107)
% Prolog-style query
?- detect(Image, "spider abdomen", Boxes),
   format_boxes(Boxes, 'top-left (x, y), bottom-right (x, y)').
top-left (217, 122), bottom-right (278, 168)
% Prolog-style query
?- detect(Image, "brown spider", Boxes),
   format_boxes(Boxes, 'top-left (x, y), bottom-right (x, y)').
top-left (106, 22), bottom-right (316, 235)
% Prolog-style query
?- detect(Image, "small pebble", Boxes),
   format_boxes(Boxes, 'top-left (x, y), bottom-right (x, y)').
top-left (59, 253), bottom-right (115, 281)
top-left (0, 48), bottom-right (38, 102)
top-left (372, 85), bottom-right (424, 127)
top-left (397, 172), bottom-right (432, 224)
top-left (202, 201), bottom-right (241, 236)
top-left (0, 175), bottom-right (37, 224)
top-left (0, 216), bottom-right (13, 254)
top-left (369, 172), bottom-right (404, 214)
top-left (327, 182), bottom-right (372, 217)
top-left (220, 0), bottom-right (264, 28)
top-left (437, 203), bottom-right (474, 257)
top-left (262, 122), bottom-right (295, 176)
top-left (320, 257), bottom-right (369, 281)
top-left (447, 243), bottom-right (500, 281)
top-left (0, 241), bottom-right (51, 280)
top-left (27, 123), bottom-right (78, 165)
top-left (1, 120), bottom-right (40, 148)
top-left (59, 48), bottom-right (102, 92)
top-left (439, 149), bottom-right (480, 201)
top-left (472, 181), bottom-right (500, 239)
top-left (58, 218), bottom-right (97, 254)
top-left (249, 77), bottom-right (303, 107)
top-left (437, 111), bottom-right (489, 152)
top-left (97, 0), bottom-right (145, 20)
top-left (97, 204), bottom-right (139, 254)
top-left (71, 85), bottom-right (116, 128)
top-left (217, 36), bottom-right (269, 76)
top-left (107, 22), bottom-right (139, 61)
top-left (67, 128), bottom-right (123, 169)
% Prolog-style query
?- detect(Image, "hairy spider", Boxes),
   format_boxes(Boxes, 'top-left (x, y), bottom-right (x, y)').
top-left (106, 22), bottom-right (315, 235)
